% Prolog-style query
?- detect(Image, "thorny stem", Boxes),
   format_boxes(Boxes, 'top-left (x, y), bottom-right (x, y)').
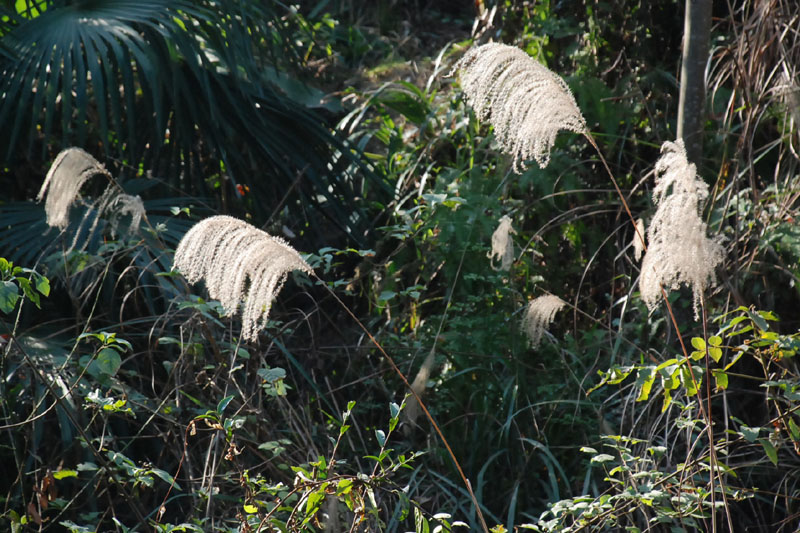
top-left (587, 131), bottom-right (731, 528)
top-left (314, 273), bottom-right (491, 533)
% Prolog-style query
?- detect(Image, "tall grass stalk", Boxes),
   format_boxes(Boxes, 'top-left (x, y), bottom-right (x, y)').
top-left (172, 216), bottom-right (491, 533)
top-left (451, 42), bottom-right (731, 530)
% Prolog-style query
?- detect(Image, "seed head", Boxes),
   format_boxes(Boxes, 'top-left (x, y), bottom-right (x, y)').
top-left (173, 216), bottom-right (312, 342)
top-left (449, 42), bottom-right (587, 170)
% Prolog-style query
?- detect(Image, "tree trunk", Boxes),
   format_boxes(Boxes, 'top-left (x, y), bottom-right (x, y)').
top-left (677, 0), bottom-right (713, 165)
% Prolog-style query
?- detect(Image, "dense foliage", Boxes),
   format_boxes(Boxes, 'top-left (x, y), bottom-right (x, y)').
top-left (2, 1), bottom-right (800, 532)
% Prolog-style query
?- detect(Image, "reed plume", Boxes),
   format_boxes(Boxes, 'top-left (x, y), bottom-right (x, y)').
top-left (639, 140), bottom-right (724, 316)
top-left (37, 147), bottom-right (111, 228)
top-left (521, 294), bottom-right (566, 348)
top-left (449, 42), bottom-right (587, 170)
top-left (488, 214), bottom-right (516, 271)
top-left (632, 218), bottom-right (646, 261)
top-left (172, 215), bottom-right (312, 342)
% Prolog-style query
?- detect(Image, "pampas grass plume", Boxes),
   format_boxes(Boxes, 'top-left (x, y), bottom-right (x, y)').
top-left (521, 294), bottom-right (566, 348)
top-left (37, 148), bottom-right (111, 228)
top-left (450, 42), bottom-right (587, 170)
top-left (173, 215), bottom-right (312, 342)
top-left (639, 140), bottom-right (724, 316)
top-left (488, 214), bottom-right (516, 271)
top-left (633, 218), bottom-right (646, 261)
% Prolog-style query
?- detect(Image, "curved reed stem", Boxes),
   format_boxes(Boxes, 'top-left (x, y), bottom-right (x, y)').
top-left (314, 273), bottom-right (491, 533)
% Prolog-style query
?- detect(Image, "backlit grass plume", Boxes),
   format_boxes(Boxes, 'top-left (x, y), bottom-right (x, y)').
top-left (37, 147), bottom-right (111, 228)
top-left (172, 215), bottom-right (312, 342)
top-left (488, 214), bottom-right (516, 270)
top-left (521, 294), bottom-right (566, 348)
top-left (449, 42), bottom-right (587, 170)
top-left (639, 140), bottom-right (724, 316)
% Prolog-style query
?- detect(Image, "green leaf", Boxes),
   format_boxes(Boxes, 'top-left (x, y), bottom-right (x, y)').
top-left (216, 395), bottom-right (235, 414)
top-left (690, 350), bottom-right (705, 361)
top-left (788, 418), bottom-right (800, 442)
top-left (95, 347), bottom-right (122, 377)
top-left (712, 369), bottom-right (729, 390)
top-left (590, 453), bottom-right (615, 464)
top-left (34, 274), bottom-right (50, 296)
top-left (709, 347), bottom-right (723, 363)
top-left (691, 337), bottom-right (706, 351)
top-left (257, 367), bottom-right (286, 383)
top-left (680, 365), bottom-right (699, 396)
top-left (635, 367), bottom-right (655, 402)
top-left (747, 310), bottom-right (769, 332)
top-left (375, 429), bottom-right (386, 447)
top-left (336, 479), bottom-right (354, 496)
top-left (414, 506), bottom-right (430, 533)
top-left (739, 425), bottom-right (760, 443)
top-left (759, 438), bottom-right (778, 465)
top-left (243, 504), bottom-right (258, 514)
top-left (0, 280), bottom-right (19, 313)
top-left (52, 470), bottom-right (78, 480)
top-left (708, 335), bottom-right (722, 347)
top-left (150, 467), bottom-right (180, 490)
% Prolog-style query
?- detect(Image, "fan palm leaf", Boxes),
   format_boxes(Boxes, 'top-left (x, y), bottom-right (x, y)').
top-left (0, 1), bottom-right (387, 246)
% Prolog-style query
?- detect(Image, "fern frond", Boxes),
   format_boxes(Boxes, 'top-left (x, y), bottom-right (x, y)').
top-left (173, 215), bottom-right (312, 342)
top-left (449, 42), bottom-right (587, 170)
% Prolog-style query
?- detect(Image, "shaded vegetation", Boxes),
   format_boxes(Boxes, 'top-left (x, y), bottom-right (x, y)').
top-left (2, 1), bottom-right (800, 532)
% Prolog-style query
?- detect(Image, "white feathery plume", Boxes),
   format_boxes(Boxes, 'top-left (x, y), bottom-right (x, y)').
top-left (521, 294), bottom-right (566, 348)
top-left (639, 140), bottom-right (724, 317)
top-left (173, 215), bottom-right (313, 342)
top-left (633, 218), bottom-right (646, 261)
top-left (108, 194), bottom-right (145, 238)
top-left (488, 214), bottom-right (516, 271)
top-left (449, 42), bottom-right (587, 170)
top-left (37, 148), bottom-right (112, 229)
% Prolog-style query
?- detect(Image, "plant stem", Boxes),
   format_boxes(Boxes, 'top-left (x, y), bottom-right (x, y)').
top-left (314, 274), bottom-right (491, 533)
